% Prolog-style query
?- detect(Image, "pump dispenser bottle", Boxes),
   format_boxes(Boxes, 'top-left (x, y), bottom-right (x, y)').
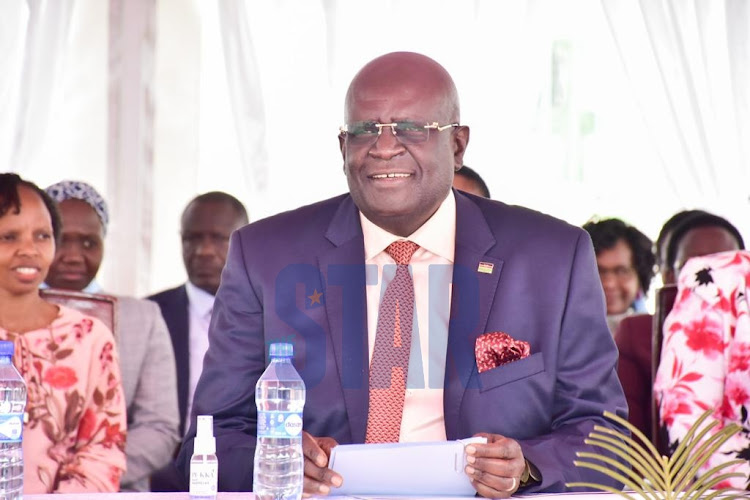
top-left (190, 415), bottom-right (218, 500)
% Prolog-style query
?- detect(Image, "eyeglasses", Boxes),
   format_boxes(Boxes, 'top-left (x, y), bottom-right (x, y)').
top-left (597, 265), bottom-right (636, 280)
top-left (339, 121), bottom-right (460, 146)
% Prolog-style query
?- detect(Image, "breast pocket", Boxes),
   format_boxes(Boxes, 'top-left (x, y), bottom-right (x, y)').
top-left (477, 352), bottom-right (545, 393)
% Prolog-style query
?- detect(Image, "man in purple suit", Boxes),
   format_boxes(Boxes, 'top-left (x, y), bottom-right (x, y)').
top-left (176, 52), bottom-right (627, 497)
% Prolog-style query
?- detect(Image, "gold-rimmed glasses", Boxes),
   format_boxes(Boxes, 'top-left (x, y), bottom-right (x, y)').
top-left (339, 121), bottom-right (460, 147)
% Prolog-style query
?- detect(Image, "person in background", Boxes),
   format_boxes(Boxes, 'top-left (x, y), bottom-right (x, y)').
top-left (663, 212), bottom-right (744, 285)
top-left (655, 250), bottom-right (750, 490)
top-left (44, 180), bottom-right (179, 492)
top-left (177, 51), bottom-right (627, 496)
top-left (616, 210), bottom-right (746, 444)
top-left (654, 210), bottom-right (707, 285)
top-left (583, 218), bottom-right (655, 334)
top-left (0, 173), bottom-right (126, 492)
top-left (148, 191), bottom-right (248, 491)
top-left (453, 165), bottom-right (490, 198)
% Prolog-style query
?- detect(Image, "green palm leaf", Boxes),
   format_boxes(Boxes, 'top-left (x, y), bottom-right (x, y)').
top-left (567, 409), bottom-right (744, 500)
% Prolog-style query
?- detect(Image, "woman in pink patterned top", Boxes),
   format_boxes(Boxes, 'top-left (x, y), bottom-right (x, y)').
top-left (655, 250), bottom-right (750, 490)
top-left (0, 173), bottom-right (126, 492)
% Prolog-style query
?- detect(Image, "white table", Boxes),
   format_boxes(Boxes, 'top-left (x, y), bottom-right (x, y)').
top-left (21, 493), bottom-right (646, 500)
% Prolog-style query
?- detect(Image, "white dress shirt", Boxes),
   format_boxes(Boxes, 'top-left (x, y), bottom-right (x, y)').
top-left (360, 191), bottom-right (455, 442)
top-left (185, 281), bottom-right (215, 432)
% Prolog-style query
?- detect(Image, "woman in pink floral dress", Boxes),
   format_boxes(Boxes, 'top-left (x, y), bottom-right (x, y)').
top-left (0, 173), bottom-right (126, 492)
top-left (655, 250), bottom-right (750, 490)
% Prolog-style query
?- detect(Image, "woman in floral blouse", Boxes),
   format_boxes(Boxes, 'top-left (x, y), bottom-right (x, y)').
top-left (0, 173), bottom-right (126, 492)
top-left (655, 250), bottom-right (750, 490)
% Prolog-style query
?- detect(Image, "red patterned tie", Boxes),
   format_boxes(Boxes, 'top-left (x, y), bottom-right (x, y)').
top-left (365, 240), bottom-right (420, 443)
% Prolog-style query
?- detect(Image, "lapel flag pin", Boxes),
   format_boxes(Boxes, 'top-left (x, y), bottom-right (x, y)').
top-left (477, 262), bottom-right (494, 274)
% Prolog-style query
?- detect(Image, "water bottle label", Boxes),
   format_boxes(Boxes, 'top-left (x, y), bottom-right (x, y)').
top-left (0, 413), bottom-right (23, 442)
top-left (189, 462), bottom-right (218, 497)
top-left (257, 411), bottom-right (303, 438)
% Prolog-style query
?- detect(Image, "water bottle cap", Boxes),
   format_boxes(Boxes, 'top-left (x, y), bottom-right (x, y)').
top-left (269, 342), bottom-right (293, 358)
top-left (0, 341), bottom-right (14, 357)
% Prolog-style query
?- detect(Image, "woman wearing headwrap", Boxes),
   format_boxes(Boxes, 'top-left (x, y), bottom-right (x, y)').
top-left (44, 180), bottom-right (179, 492)
top-left (0, 173), bottom-right (126, 492)
top-left (44, 180), bottom-right (110, 293)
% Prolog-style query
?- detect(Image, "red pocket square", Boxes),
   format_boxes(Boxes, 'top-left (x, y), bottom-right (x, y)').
top-left (475, 332), bottom-right (531, 373)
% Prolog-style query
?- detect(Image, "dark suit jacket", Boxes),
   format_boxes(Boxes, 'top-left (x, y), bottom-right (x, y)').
top-left (147, 285), bottom-right (190, 491)
top-left (614, 313), bottom-right (653, 443)
top-left (176, 191), bottom-right (628, 492)
top-left (148, 285), bottom-right (190, 436)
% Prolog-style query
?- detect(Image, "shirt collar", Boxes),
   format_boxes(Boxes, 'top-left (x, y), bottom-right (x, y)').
top-left (359, 190), bottom-right (456, 263)
top-left (185, 281), bottom-right (215, 318)
top-left (39, 279), bottom-right (102, 294)
top-left (82, 280), bottom-right (103, 294)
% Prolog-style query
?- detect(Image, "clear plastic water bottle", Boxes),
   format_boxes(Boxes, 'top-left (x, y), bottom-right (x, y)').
top-left (253, 343), bottom-right (306, 500)
top-left (0, 341), bottom-right (26, 500)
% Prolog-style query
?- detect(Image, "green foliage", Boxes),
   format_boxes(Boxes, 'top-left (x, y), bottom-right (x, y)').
top-left (567, 409), bottom-right (746, 500)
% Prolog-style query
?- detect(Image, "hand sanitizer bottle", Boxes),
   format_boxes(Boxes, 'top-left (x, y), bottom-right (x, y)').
top-left (190, 415), bottom-right (218, 500)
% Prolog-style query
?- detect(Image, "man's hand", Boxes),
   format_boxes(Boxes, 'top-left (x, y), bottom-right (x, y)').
top-left (465, 433), bottom-right (526, 498)
top-left (302, 431), bottom-right (343, 496)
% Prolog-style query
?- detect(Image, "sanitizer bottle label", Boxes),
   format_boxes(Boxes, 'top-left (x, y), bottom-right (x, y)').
top-left (190, 461), bottom-right (218, 496)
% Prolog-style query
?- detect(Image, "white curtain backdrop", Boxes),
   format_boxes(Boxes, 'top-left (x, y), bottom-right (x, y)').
top-left (0, 0), bottom-right (75, 173)
top-left (0, 2), bottom-right (29, 164)
top-left (2, 0), bottom-right (749, 297)
top-left (1, 0), bottom-right (108, 187)
top-left (106, 0), bottom-right (156, 297)
top-left (217, 0), bottom-right (268, 193)
top-left (602, 0), bottom-right (750, 219)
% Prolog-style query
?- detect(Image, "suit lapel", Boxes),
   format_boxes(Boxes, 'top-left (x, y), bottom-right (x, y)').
top-left (318, 197), bottom-right (370, 443)
top-left (444, 192), bottom-right (504, 439)
top-left (172, 286), bottom-right (191, 435)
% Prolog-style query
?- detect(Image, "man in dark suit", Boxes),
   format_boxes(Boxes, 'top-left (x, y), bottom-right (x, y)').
top-left (177, 52), bottom-right (627, 497)
top-left (148, 191), bottom-right (248, 490)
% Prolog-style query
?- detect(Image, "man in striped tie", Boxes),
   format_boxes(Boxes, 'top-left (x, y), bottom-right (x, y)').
top-left (179, 52), bottom-right (628, 497)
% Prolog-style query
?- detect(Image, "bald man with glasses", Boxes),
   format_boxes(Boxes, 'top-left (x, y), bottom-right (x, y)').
top-left (177, 52), bottom-right (628, 497)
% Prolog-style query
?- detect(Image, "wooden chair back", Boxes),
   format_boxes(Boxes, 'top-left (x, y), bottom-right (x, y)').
top-left (40, 288), bottom-right (119, 344)
top-left (651, 284), bottom-right (678, 454)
